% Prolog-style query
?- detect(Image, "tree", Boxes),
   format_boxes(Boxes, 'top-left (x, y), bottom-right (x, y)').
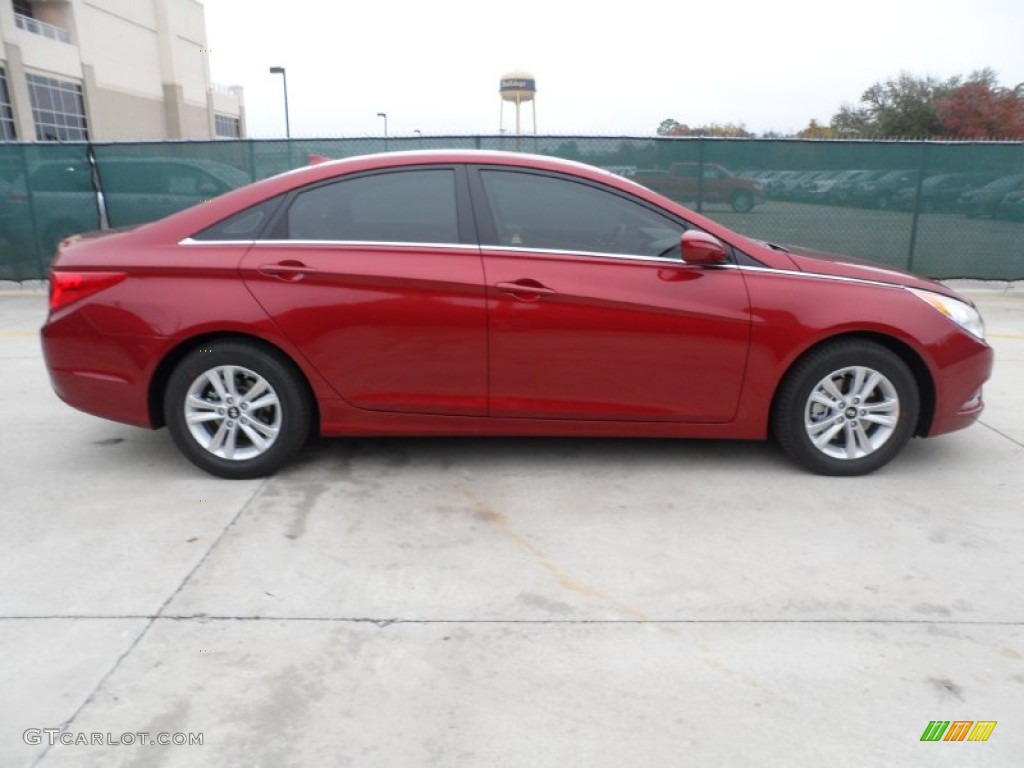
top-left (857, 71), bottom-right (959, 137)
top-left (657, 118), bottom-right (690, 136)
top-left (818, 68), bottom-right (1018, 138)
top-left (656, 119), bottom-right (752, 137)
top-left (936, 82), bottom-right (1024, 139)
top-left (797, 119), bottom-right (839, 139)
top-left (830, 104), bottom-right (874, 137)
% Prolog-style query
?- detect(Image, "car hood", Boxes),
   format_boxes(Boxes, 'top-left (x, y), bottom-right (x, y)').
top-left (779, 244), bottom-right (954, 295)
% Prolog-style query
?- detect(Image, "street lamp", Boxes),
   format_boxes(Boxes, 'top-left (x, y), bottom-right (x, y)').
top-left (269, 66), bottom-right (290, 138)
top-left (378, 112), bottom-right (389, 151)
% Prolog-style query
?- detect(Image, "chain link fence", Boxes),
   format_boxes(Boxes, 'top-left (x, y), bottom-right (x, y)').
top-left (1, 136), bottom-right (1023, 281)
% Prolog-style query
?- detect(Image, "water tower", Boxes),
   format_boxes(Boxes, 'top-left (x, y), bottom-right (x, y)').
top-left (499, 71), bottom-right (537, 135)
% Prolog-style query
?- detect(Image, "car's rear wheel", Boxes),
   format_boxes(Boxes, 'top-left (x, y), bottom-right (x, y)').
top-left (731, 190), bottom-right (755, 213)
top-left (164, 341), bottom-right (311, 478)
top-left (773, 340), bottom-right (919, 476)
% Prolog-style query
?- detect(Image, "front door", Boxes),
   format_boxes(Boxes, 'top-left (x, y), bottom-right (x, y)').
top-left (473, 168), bottom-right (750, 422)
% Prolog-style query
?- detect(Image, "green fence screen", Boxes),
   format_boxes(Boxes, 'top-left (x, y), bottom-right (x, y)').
top-left (1, 137), bottom-right (1022, 282)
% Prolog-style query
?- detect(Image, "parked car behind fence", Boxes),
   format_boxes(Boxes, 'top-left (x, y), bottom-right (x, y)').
top-left (958, 174), bottom-right (1024, 218)
top-left (2, 157), bottom-right (251, 258)
top-left (891, 173), bottom-right (1000, 213)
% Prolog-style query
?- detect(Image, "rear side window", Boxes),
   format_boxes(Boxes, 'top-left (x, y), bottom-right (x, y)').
top-left (285, 169), bottom-right (458, 243)
top-left (191, 195), bottom-right (285, 241)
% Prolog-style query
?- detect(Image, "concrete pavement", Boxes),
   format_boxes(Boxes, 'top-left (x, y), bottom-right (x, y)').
top-left (1, 282), bottom-right (1022, 766)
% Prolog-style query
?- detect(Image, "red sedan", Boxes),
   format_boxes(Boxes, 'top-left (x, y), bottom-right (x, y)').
top-left (41, 151), bottom-right (992, 478)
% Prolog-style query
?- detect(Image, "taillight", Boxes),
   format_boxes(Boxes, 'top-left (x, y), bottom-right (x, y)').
top-left (49, 271), bottom-right (126, 311)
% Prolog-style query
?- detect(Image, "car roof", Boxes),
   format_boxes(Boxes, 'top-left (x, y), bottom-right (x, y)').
top-left (278, 149), bottom-right (625, 183)
top-left (257, 149), bottom-right (660, 204)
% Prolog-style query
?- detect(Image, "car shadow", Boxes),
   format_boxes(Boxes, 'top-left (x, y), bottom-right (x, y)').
top-left (288, 435), bottom-right (791, 477)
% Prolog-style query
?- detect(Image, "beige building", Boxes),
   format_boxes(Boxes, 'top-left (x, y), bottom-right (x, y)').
top-left (0, 0), bottom-right (244, 141)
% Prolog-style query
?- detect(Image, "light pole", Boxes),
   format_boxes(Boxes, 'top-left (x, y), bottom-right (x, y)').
top-left (269, 66), bottom-right (290, 138)
top-left (377, 112), bottom-right (388, 150)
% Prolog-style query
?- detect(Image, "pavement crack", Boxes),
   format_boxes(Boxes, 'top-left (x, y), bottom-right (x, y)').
top-left (978, 419), bottom-right (1024, 449)
top-left (26, 477), bottom-right (269, 768)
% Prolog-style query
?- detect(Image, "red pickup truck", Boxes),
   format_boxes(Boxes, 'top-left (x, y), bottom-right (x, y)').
top-left (633, 163), bottom-right (764, 212)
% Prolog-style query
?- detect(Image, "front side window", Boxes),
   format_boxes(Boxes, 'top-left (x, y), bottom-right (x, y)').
top-left (285, 169), bottom-right (458, 244)
top-left (100, 163), bottom-right (162, 194)
top-left (26, 73), bottom-right (88, 141)
top-left (161, 165), bottom-right (223, 196)
top-left (479, 170), bottom-right (685, 258)
top-left (30, 161), bottom-right (92, 192)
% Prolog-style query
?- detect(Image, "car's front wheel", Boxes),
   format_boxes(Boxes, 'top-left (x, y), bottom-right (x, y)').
top-left (773, 340), bottom-right (919, 476)
top-left (164, 340), bottom-right (311, 478)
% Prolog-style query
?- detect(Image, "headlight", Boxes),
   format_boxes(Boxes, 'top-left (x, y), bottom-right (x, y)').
top-left (908, 288), bottom-right (985, 340)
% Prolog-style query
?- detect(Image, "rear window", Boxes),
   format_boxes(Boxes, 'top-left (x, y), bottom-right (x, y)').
top-left (191, 195), bottom-right (285, 241)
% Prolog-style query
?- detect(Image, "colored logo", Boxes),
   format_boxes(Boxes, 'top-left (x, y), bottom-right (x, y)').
top-left (920, 721), bottom-right (997, 742)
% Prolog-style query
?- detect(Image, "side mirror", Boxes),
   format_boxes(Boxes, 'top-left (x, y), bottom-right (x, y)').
top-left (680, 230), bottom-right (729, 265)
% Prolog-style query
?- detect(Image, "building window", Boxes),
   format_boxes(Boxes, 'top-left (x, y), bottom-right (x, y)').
top-left (26, 73), bottom-right (88, 141)
top-left (215, 114), bottom-right (241, 138)
top-left (14, 0), bottom-right (33, 18)
top-left (0, 68), bottom-right (16, 141)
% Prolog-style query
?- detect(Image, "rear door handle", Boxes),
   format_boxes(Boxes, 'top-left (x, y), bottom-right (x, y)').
top-left (258, 260), bottom-right (317, 282)
top-left (495, 280), bottom-right (556, 300)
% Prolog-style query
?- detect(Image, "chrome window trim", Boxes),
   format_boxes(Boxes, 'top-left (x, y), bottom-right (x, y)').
top-left (176, 237), bottom-right (904, 290)
top-left (177, 237), bottom-right (480, 251)
top-left (734, 264), bottom-right (903, 290)
top-left (178, 237), bottom-right (686, 265)
top-left (476, 245), bottom-right (688, 265)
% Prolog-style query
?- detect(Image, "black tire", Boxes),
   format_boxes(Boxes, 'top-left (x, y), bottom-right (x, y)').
top-left (731, 191), bottom-right (755, 213)
top-left (772, 340), bottom-right (919, 476)
top-left (164, 340), bottom-right (311, 479)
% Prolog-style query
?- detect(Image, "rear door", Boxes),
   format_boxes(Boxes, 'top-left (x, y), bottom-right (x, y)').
top-left (240, 166), bottom-right (488, 416)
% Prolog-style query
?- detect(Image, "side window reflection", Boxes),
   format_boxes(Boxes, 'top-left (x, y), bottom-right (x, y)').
top-left (480, 170), bottom-right (685, 259)
top-left (287, 169), bottom-right (459, 244)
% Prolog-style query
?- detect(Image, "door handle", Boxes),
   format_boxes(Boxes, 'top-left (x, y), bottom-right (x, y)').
top-left (495, 280), bottom-right (556, 300)
top-left (258, 260), bottom-right (317, 282)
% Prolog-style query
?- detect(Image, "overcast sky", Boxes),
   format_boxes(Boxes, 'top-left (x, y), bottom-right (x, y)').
top-left (201, 0), bottom-right (1024, 138)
